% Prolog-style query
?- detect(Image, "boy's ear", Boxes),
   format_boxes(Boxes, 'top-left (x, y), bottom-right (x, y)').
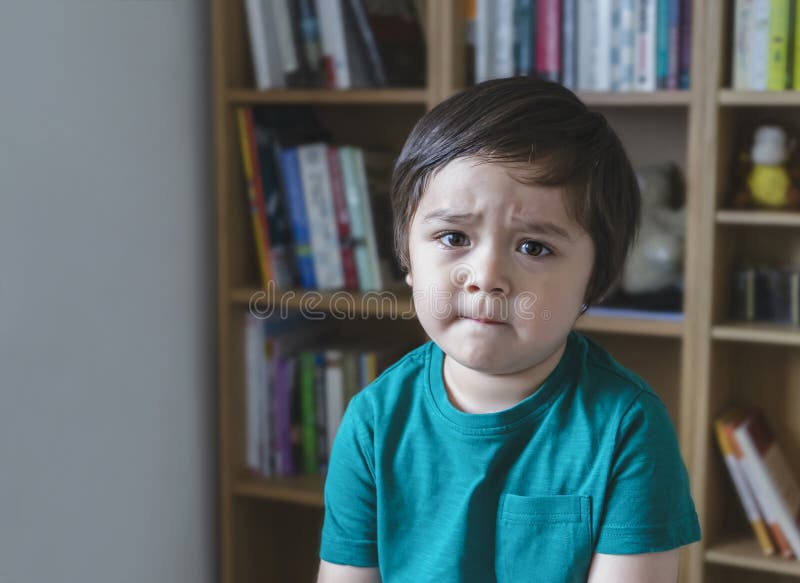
top-left (405, 273), bottom-right (413, 286)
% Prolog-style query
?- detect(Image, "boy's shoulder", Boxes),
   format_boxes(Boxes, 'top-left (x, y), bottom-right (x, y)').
top-left (574, 330), bottom-right (666, 413)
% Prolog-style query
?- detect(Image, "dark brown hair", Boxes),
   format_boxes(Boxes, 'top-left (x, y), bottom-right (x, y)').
top-left (390, 76), bottom-right (641, 309)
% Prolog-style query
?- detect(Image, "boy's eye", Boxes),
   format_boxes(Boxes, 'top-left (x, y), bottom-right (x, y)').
top-left (437, 232), bottom-right (470, 247)
top-left (518, 240), bottom-right (552, 257)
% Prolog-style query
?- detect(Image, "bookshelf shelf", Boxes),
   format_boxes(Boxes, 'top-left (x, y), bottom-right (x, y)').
top-left (226, 88), bottom-right (431, 106)
top-left (716, 210), bottom-right (800, 227)
top-left (575, 314), bottom-right (684, 338)
top-left (574, 90), bottom-right (693, 107)
top-left (705, 538), bottom-right (800, 577)
top-left (718, 89), bottom-right (800, 107)
top-left (234, 474), bottom-right (325, 508)
top-left (712, 323), bottom-right (800, 347)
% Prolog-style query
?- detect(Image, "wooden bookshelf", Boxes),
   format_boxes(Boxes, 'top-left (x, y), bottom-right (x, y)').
top-left (213, 1), bottom-right (800, 582)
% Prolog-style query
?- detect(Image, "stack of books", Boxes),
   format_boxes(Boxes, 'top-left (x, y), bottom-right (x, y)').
top-left (732, 0), bottom-right (800, 91)
top-left (714, 406), bottom-right (800, 558)
top-left (243, 0), bottom-right (426, 89)
top-left (244, 312), bottom-right (412, 478)
top-left (468, 0), bottom-right (692, 91)
top-left (236, 105), bottom-right (401, 292)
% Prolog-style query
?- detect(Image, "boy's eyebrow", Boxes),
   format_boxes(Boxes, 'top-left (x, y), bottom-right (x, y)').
top-left (422, 210), bottom-right (573, 241)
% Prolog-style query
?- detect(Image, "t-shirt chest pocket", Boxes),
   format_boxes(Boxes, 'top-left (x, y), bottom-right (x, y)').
top-left (495, 493), bottom-right (593, 583)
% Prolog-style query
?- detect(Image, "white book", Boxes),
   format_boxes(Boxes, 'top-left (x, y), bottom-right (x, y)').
top-left (339, 147), bottom-right (373, 292)
top-left (750, 0), bottom-right (770, 90)
top-left (635, 0), bottom-right (658, 91)
top-left (619, 0), bottom-right (636, 90)
top-left (733, 0), bottom-right (754, 90)
top-left (595, 0), bottom-right (613, 91)
top-left (315, 0), bottom-right (351, 88)
top-left (352, 148), bottom-right (383, 290)
top-left (577, 0), bottom-right (597, 90)
top-left (493, 0), bottom-right (516, 78)
top-left (324, 350), bottom-right (345, 459)
top-left (269, 0), bottom-right (299, 76)
top-left (244, 0), bottom-right (285, 89)
top-left (611, 0), bottom-right (624, 90)
top-left (476, 0), bottom-right (495, 82)
top-left (735, 414), bottom-right (800, 557)
top-left (297, 143), bottom-right (345, 289)
top-left (244, 313), bottom-right (270, 476)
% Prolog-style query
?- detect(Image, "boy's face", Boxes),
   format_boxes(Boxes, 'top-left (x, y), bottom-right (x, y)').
top-left (405, 157), bottom-right (595, 376)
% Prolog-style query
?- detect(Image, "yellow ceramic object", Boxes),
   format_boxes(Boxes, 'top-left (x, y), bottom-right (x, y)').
top-left (747, 165), bottom-right (790, 208)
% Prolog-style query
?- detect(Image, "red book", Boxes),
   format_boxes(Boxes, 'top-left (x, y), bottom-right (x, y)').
top-left (326, 146), bottom-right (359, 290)
top-left (536, 0), bottom-right (562, 82)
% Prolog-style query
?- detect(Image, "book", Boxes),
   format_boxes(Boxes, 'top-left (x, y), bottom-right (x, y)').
top-left (732, 407), bottom-right (800, 558)
top-left (494, 0), bottom-right (516, 79)
top-left (299, 352), bottom-right (318, 474)
top-left (236, 107), bottom-right (273, 288)
top-left (635, 0), bottom-right (657, 91)
top-left (714, 408), bottom-right (776, 555)
top-left (244, 312), bottom-right (270, 476)
top-left (326, 146), bottom-right (359, 290)
top-left (537, 0), bottom-right (562, 82)
top-left (751, 0), bottom-right (771, 90)
top-left (243, 0), bottom-right (285, 89)
top-left (768, 0), bottom-right (792, 90)
top-left (297, 143), bottom-right (345, 289)
top-left (278, 147), bottom-right (317, 289)
top-left (678, 0), bottom-right (691, 88)
top-left (476, 0), bottom-right (495, 82)
top-left (733, 0), bottom-right (755, 90)
top-left (562, 0), bottom-right (578, 88)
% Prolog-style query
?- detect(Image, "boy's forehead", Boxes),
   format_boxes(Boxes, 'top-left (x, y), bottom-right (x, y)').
top-left (419, 158), bottom-right (570, 220)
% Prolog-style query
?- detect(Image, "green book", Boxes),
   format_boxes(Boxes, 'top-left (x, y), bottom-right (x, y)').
top-left (299, 352), bottom-right (318, 474)
top-left (768, 0), bottom-right (791, 90)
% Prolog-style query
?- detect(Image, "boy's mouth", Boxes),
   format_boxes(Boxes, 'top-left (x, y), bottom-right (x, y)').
top-left (458, 315), bottom-right (506, 325)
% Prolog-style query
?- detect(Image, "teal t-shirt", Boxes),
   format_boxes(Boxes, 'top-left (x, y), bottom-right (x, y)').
top-left (320, 330), bottom-right (701, 582)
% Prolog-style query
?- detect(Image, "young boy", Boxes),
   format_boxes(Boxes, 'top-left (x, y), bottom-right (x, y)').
top-left (317, 77), bottom-right (701, 583)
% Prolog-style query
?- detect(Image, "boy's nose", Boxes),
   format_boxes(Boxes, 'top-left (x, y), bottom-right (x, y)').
top-left (460, 250), bottom-right (511, 296)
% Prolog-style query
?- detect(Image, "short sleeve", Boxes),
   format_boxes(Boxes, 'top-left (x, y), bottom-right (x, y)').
top-left (319, 393), bottom-right (379, 567)
top-left (595, 392), bottom-right (702, 554)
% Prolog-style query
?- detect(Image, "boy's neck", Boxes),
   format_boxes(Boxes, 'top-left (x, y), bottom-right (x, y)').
top-left (441, 341), bottom-right (567, 415)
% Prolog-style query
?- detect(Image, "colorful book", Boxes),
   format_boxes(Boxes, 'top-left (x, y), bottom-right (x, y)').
top-left (751, 0), bottom-right (771, 90)
top-left (236, 107), bottom-right (273, 288)
top-left (243, 0), bottom-right (285, 89)
top-left (656, 0), bottom-right (670, 88)
top-left (678, 0), bottom-right (691, 88)
top-left (537, 0), bottom-right (562, 82)
top-left (732, 408), bottom-right (800, 558)
top-left (714, 408), bottom-right (776, 555)
top-left (733, 0), bottom-right (754, 90)
top-left (635, 0), bottom-right (657, 91)
top-left (562, 0), bottom-right (578, 88)
top-left (299, 352), bottom-right (318, 474)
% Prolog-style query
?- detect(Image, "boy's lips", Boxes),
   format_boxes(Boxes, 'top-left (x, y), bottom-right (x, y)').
top-left (458, 314), bottom-right (506, 325)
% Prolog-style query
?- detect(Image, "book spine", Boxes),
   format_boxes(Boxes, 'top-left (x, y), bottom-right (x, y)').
top-left (352, 148), bottom-right (383, 290)
top-left (314, 352), bottom-right (328, 473)
top-left (678, 0), bottom-right (691, 88)
top-left (752, 0), bottom-right (771, 90)
top-left (794, 0), bottom-right (800, 88)
top-left (338, 147), bottom-right (372, 292)
top-left (255, 126), bottom-right (294, 288)
top-left (636, 0), bottom-right (658, 91)
top-left (734, 410), bottom-right (800, 557)
top-left (494, 0), bottom-right (516, 78)
top-left (562, 0), bottom-right (578, 88)
top-left (577, 0), bottom-right (597, 90)
top-left (666, 0), bottom-right (681, 89)
top-left (537, 0), bottom-right (562, 82)
top-left (515, 0), bottom-right (534, 77)
top-left (244, 313), bottom-right (264, 475)
top-left (270, 0), bottom-right (300, 78)
top-left (243, 0), bottom-right (286, 89)
top-left (298, 0), bottom-right (324, 80)
top-left (297, 143), bottom-right (345, 290)
top-left (734, 0), bottom-right (754, 90)
top-left (236, 108), bottom-right (273, 288)
top-left (715, 412), bottom-right (776, 555)
top-left (656, 0), bottom-right (670, 88)
top-left (299, 352), bottom-right (318, 474)
top-left (324, 350), bottom-right (345, 461)
top-left (346, 0), bottom-right (388, 85)
top-left (260, 339), bottom-right (274, 477)
top-left (314, 0), bottom-right (349, 88)
top-left (326, 146), bottom-right (359, 290)
top-left (278, 148), bottom-right (317, 289)
top-left (768, 0), bottom-right (791, 90)
top-left (476, 0), bottom-right (495, 82)
top-left (595, 0), bottom-right (613, 90)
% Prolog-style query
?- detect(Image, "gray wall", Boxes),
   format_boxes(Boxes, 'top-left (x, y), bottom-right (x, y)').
top-left (0, 2), bottom-right (216, 582)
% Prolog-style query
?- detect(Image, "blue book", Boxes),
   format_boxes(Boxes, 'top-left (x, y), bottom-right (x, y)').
top-left (656, 0), bottom-right (670, 87)
top-left (278, 147), bottom-right (317, 289)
